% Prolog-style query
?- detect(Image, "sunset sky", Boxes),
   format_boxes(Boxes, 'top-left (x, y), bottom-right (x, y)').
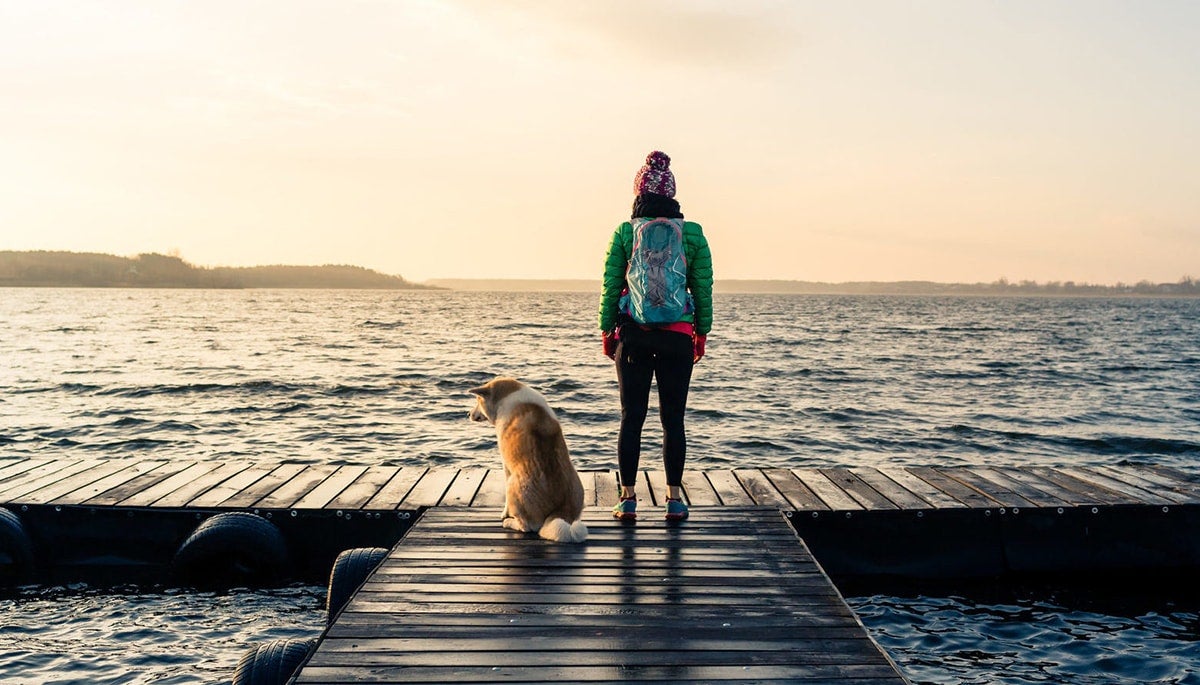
top-left (2, 1), bottom-right (1197, 284)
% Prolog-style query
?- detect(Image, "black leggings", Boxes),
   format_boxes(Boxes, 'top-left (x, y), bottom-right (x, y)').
top-left (615, 328), bottom-right (694, 488)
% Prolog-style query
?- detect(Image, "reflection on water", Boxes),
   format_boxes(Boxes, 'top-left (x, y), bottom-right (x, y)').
top-left (0, 584), bottom-right (323, 685)
top-left (848, 583), bottom-right (1200, 685)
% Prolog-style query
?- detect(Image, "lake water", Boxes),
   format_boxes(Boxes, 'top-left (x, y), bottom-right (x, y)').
top-left (1, 288), bottom-right (1198, 683)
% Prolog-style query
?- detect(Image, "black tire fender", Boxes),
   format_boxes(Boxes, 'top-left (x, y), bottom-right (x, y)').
top-left (232, 638), bottom-right (317, 685)
top-left (326, 547), bottom-right (388, 623)
top-left (0, 507), bottom-right (34, 584)
top-left (172, 512), bottom-right (287, 587)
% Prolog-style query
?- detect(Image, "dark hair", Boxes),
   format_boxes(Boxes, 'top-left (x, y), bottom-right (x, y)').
top-left (632, 192), bottom-right (683, 219)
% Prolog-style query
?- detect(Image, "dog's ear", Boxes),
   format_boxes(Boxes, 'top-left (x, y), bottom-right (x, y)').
top-left (468, 384), bottom-right (491, 398)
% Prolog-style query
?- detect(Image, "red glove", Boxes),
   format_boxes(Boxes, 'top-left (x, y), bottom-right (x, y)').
top-left (693, 334), bottom-right (706, 362)
top-left (602, 332), bottom-right (618, 360)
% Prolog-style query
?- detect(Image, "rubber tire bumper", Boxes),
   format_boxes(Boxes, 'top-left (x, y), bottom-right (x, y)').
top-left (326, 547), bottom-right (388, 623)
top-left (172, 512), bottom-right (288, 587)
top-left (232, 638), bottom-right (316, 685)
top-left (0, 507), bottom-right (34, 584)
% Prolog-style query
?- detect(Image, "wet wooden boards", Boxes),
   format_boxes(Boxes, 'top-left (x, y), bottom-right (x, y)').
top-left (297, 507), bottom-right (909, 684)
top-left (1, 457), bottom-right (1197, 512)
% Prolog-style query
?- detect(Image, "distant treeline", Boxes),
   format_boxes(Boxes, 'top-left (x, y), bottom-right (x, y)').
top-left (0, 251), bottom-right (432, 289)
top-left (429, 276), bottom-right (1200, 296)
top-left (715, 277), bottom-right (1200, 296)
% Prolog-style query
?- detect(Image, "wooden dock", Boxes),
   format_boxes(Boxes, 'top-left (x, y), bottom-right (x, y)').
top-left (299, 507), bottom-right (909, 684)
top-left (3, 457), bottom-right (1198, 683)
top-left (2, 456), bottom-right (1198, 514)
top-left (2, 457), bottom-right (1199, 580)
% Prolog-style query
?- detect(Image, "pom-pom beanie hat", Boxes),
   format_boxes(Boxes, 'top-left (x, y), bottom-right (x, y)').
top-left (633, 150), bottom-right (676, 198)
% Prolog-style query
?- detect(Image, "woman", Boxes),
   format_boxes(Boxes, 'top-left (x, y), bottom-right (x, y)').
top-left (598, 150), bottom-right (713, 521)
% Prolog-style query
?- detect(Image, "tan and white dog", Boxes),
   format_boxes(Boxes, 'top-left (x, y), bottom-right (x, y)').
top-left (468, 377), bottom-right (588, 543)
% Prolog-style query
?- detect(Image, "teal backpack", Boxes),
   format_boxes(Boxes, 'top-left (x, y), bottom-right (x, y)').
top-left (620, 218), bottom-right (693, 325)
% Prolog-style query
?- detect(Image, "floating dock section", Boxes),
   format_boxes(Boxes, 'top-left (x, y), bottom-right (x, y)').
top-left (2, 457), bottom-right (1198, 580)
top-left (3, 457), bottom-right (1199, 683)
top-left (303, 507), bottom-right (909, 684)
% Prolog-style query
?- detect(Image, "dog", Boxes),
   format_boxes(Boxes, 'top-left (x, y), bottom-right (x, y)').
top-left (468, 377), bottom-right (588, 543)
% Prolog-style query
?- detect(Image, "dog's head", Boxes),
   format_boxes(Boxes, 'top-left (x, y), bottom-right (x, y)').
top-left (467, 377), bottom-right (526, 426)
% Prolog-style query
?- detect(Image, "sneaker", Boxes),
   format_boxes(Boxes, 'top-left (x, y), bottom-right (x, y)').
top-left (612, 496), bottom-right (637, 520)
top-left (665, 497), bottom-right (689, 521)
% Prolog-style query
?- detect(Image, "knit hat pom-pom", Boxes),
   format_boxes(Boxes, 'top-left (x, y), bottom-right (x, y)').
top-left (634, 150), bottom-right (676, 197)
top-left (645, 150), bottom-right (671, 170)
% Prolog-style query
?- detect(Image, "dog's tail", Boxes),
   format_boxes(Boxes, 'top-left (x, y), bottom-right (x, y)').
top-left (539, 517), bottom-right (588, 544)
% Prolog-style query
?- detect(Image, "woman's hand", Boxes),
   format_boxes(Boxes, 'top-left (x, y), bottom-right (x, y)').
top-left (693, 334), bottom-right (706, 362)
top-left (602, 332), bottom-right (618, 360)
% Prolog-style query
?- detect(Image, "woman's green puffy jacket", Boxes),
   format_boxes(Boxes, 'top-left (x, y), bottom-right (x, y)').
top-left (598, 220), bottom-right (713, 336)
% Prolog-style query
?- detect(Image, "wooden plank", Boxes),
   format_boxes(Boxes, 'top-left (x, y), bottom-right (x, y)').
top-left (1145, 464), bottom-right (1200, 488)
top-left (372, 564), bottom-right (825, 581)
top-left (400, 532), bottom-right (800, 548)
top-left (117, 461), bottom-right (212, 507)
top-left (981, 467), bottom-right (1096, 506)
top-left (762, 469), bottom-right (828, 511)
top-left (940, 468), bottom-right (1035, 508)
top-left (325, 465), bottom-right (400, 510)
top-left (398, 468), bottom-right (457, 508)
top-left (849, 467), bottom-right (931, 510)
top-left (48, 460), bottom-right (170, 505)
top-left (81, 459), bottom-right (203, 506)
top-left (734, 469), bottom-right (791, 507)
top-left (680, 470), bottom-right (721, 506)
top-left (1086, 465), bottom-right (1193, 505)
top-left (350, 587), bottom-right (838, 606)
top-left (379, 553), bottom-right (813, 570)
top-left (254, 464), bottom-right (340, 509)
top-left (14, 459), bottom-right (137, 505)
top-left (577, 470), bottom-right (601, 508)
top-left (909, 467), bottom-right (998, 508)
top-left (328, 611), bottom-right (868, 633)
top-left (1060, 467), bottom-right (1175, 506)
top-left (293, 464), bottom-right (370, 510)
top-left (648, 470), bottom-right (671, 506)
top-left (314, 639), bottom-right (882, 659)
top-left (368, 574), bottom-right (831, 589)
top-left (631, 470), bottom-right (654, 505)
top-left (439, 468), bottom-right (486, 507)
top-left (371, 564), bottom-right (827, 581)
top-left (791, 469), bottom-right (863, 511)
top-left (470, 469), bottom-right (506, 508)
top-left (329, 612), bottom-right (863, 632)
top-left (705, 469), bottom-right (755, 506)
top-left (364, 467), bottom-right (426, 510)
top-left (819, 468), bottom-right (897, 510)
top-left (875, 467), bottom-right (963, 508)
top-left (0, 457), bottom-right (28, 476)
top-left (151, 461), bottom-right (254, 508)
top-left (1028, 466), bottom-right (1132, 505)
top-left (215, 463), bottom-right (309, 509)
top-left (1126, 465), bottom-right (1200, 501)
top-left (302, 507), bottom-right (906, 685)
top-left (967, 467), bottom-right (1071, 508)
top-left (593, 471), bottom-right (619, 508)
top-left (0, 458), bottom-right (52, 486)
top-left (185, 463), bottom-right (278, 508)
top-left (0, 459), bottom-right (102, 502)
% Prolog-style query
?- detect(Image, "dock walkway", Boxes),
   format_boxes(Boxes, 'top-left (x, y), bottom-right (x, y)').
top-left (4, 457), bottom-right (1199, 579)
top-left (2, 457), bottom-right (1197, 514)
top-left (3, 458), bottom-right (1198, 682)
top-left (300, 506), bottom-right (909, 684)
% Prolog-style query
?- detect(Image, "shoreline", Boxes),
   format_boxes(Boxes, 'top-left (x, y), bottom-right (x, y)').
top-left (3, 282), bottom-right (1200, 297)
